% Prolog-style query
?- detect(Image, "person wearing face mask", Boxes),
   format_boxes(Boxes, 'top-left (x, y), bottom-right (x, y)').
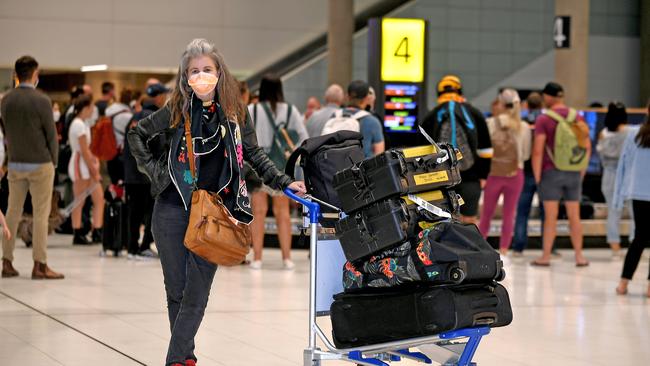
top-left (1, 56), bottom-right (62, 279)
top-left (128, 38), bottom-right (306, 366)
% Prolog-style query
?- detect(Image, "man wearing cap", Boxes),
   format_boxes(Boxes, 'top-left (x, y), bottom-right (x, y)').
top-left (122, 82), bottom-right (169, 260)
top-left (531, 82), bottom-right (590, 267)
top-left (420, 75), bottom-right (493, 225)
top-left (344, 80), bottom-right (385, 157)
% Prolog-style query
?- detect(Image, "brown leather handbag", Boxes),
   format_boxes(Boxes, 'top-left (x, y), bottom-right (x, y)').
top-left (182, 118), bottom-right (251, 266)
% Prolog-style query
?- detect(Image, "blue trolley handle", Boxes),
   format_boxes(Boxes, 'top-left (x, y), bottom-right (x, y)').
top-left (284, 188), bottom-right (321, 224)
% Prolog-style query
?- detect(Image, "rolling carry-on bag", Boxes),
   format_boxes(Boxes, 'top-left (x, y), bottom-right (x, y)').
top-left (332, 144), bottom-right (462, 214)
top-left (330, 282), bottom-right (513, 348)
top-left (335, 190), bottom-right (462, 262)
top-left (342, 221), bottom-right (504, 291)
top-left (102, 200), bottom-right (128, 255)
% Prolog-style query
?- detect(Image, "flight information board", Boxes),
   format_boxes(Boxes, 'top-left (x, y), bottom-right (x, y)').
top-left (383, 84), bottom-right (420, 133)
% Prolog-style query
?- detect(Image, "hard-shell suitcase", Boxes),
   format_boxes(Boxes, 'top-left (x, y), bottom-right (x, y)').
top-left (102, 200), bottom-right (128, 256)
top-left (332, 144), bottom-right (462, 214)
top-left (330, 283), bottom-right (513, 349)
top-left (335, 190), bottom-right (461, 262)
top-left (342, 221), bottom-right (504, 291)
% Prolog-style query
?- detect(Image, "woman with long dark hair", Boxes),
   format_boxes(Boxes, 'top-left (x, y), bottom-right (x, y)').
top-left (614, 102), bottom-right (650, 297)
top-left (67, 95), bottom-right (104, 245)
top-left (597, 102), bottom-right (634, 258)
top-left (128, 39), bottom-right (305, 365)
top-left (247, 75), bottom-right (308, 270)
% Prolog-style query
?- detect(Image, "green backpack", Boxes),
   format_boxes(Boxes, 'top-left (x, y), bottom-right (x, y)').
top-left (254, 102), bottom-right (299, 171)
top-left (545, 108), bottom-right (590, 172)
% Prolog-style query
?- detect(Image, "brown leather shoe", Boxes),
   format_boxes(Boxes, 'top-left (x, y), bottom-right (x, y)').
top-left (2, 258), bottom-right (19, 278)
top-left (31, 262), bottom-right (64, 280)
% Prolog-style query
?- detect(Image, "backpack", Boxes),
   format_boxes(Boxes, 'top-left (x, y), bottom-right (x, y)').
top-left (90, 110), bottom-right (129, 161)
top-left (434, 101), bottom-right (478, 172)
top-left (284, 131), bottom-right (365, 226)
top-left (545, 108), bottom-right (590, 172)
top-left (321, 109), bottom-right (370, 135)
top-left (255, 103), bottom-right (299, 171)
top-left (489, 115), bottom-right (519, 177)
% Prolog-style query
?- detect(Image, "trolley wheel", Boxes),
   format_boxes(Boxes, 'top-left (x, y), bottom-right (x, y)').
top-left (449, 267), bottom-right (466, 284)
top-left (495, 268), bottom-right (506, 282)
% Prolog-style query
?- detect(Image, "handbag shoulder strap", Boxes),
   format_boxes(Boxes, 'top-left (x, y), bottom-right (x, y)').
top-left (261, 102), bottom-right (280, 133)
top-left (183, 115), bottom-right (196, 184)
top-left (285, 104), bottom-right (293, 128)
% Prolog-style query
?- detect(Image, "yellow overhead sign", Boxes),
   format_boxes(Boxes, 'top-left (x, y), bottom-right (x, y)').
top-left (381, 18), bottom-right (425, 83)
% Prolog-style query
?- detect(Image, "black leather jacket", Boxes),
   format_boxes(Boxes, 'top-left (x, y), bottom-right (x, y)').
top-left (127, 105), bottom-right (293, 199)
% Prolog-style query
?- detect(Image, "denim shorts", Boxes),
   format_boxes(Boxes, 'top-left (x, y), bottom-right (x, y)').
top-left (539, 169), bottom-right (582, 202)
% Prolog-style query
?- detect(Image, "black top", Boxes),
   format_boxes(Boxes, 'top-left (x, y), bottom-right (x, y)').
top-left (123, 105), bottom-right (158, 185)
top-left (158, 98), bottom-right (225, 207)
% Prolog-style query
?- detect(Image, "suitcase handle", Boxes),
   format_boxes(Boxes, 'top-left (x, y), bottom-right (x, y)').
top-left (473, 312), bottom-right (497, 326)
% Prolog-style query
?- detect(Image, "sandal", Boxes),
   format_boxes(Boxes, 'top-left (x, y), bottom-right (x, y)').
top-left (575, 261), bottom-right (590, 267)
top-left (530, 259), bottom-right (551, 267)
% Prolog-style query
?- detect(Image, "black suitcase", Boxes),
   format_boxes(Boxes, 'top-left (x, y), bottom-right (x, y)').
top-left (335, 190), bottom-right (461, 262)
top-left (333, 144), bottom-right (462, 214)
top-left (342, 221), bottom-right (504, 291)
top-left (103, 200), bottom-right (128, 256)
top-left (330, 283), bottom-right (513, 349)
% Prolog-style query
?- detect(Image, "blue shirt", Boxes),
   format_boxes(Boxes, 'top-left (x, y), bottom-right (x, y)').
top-left (343, 107), bottom-right (384, 158)
top-left (613, 126), bottom-right (650, 209)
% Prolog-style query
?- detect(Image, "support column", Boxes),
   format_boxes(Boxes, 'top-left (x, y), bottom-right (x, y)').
top-left (555, 0), bottom-right (589, 108)
top-left (640, 0), bottom-right (650, 105)
top-left (328, 0), bottom-right (354, 88)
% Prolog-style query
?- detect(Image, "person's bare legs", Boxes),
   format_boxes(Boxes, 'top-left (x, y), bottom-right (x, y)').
top-left (616, 278), bottom-right (629, 295)
top-left (72, 179), bottom-right (91, 229)
top-left (565, 201), bottom-right (587, 265)
top-left (90, 182), bottom-right (104, 229)
top-left (272, 195), bottom-right (292, 261)
top-left (251, 191), bottom-right (268, 262)
top-left (534, 201), bottom-right (559, 264)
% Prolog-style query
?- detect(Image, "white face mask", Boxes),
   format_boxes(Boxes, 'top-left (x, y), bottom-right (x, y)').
top-left (53, 111), bottom-right (61, 122)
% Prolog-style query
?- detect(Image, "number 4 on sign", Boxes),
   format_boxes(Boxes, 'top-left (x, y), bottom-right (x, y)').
top-left (554, 18), bottom-right (566, 47)
top-left (394, 37), bottom-right (411, 62)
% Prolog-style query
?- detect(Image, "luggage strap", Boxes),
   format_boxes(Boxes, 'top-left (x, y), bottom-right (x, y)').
top-left (407, 194), bottom-right (452, 219)
top-left (418, 126), bottom-right (450, 165)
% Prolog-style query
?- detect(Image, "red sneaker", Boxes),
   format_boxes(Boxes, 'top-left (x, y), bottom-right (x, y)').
top-left (185, 360), bottom-right (197, 366)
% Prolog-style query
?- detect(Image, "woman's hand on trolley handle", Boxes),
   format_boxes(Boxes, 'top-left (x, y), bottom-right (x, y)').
top-left (287, 180), bottom-right (307, 196)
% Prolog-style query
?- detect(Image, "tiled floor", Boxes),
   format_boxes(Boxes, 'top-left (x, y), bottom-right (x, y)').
top-left (1, 234), bottom-right (649, 366)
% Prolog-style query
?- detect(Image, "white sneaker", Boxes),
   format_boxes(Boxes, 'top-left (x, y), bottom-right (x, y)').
top-left (127, 253), bottom-right (136, 261)
top-left (250, 260), bottom-right (262, 270)
top-left (283, 259), bottom-right (295, 270)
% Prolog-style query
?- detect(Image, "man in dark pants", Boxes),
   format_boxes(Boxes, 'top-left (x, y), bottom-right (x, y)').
top-left (123, 83), bottom-right (169, 260)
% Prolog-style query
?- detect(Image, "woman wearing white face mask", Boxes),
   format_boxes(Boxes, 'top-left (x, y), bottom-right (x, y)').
top-left (128, 39), bottom-right (306, 366)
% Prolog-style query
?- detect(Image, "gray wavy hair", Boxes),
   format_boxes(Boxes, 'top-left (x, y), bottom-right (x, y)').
top-left (168, 38), bottom-right (245, 127)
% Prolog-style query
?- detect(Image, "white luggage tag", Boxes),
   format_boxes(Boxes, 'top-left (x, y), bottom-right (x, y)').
top-left (407, 193), bottom-right (452, 219)
top-left (418, 126), bottom-right (449, 164)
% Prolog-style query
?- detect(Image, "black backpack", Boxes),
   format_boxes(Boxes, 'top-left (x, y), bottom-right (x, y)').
top-left (432, 101), bottom-right (479, 172)
top-left (285, 131), bottom-right (365, 226)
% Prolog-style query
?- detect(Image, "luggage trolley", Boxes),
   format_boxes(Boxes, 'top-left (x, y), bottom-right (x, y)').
top-left (284, 189), bottom-right (491, 366)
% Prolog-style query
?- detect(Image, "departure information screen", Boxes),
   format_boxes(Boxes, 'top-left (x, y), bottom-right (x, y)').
top-left (383, 84), bottom-right (420, 133)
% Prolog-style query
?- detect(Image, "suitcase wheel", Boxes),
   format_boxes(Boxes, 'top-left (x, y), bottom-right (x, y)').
top-left (449, 267), bottom-right (466, 284)
top-left (495, 268), bottom-right (506, 282)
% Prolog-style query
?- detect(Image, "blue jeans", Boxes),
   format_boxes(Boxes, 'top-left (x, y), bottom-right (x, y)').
top-left (602, 165), bottom-right (635, 243)
top-left (512, 172), bottom-right (544, 252)
top-left (152, 200), bottom-right (218, 365)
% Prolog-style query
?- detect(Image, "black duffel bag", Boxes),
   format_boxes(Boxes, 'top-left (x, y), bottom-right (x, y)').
top-left (285, 131), bottom-right (365, 227)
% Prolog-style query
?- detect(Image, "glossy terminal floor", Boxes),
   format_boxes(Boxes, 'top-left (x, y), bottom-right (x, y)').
top-left (0, 234), bottom-right (649, 366)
